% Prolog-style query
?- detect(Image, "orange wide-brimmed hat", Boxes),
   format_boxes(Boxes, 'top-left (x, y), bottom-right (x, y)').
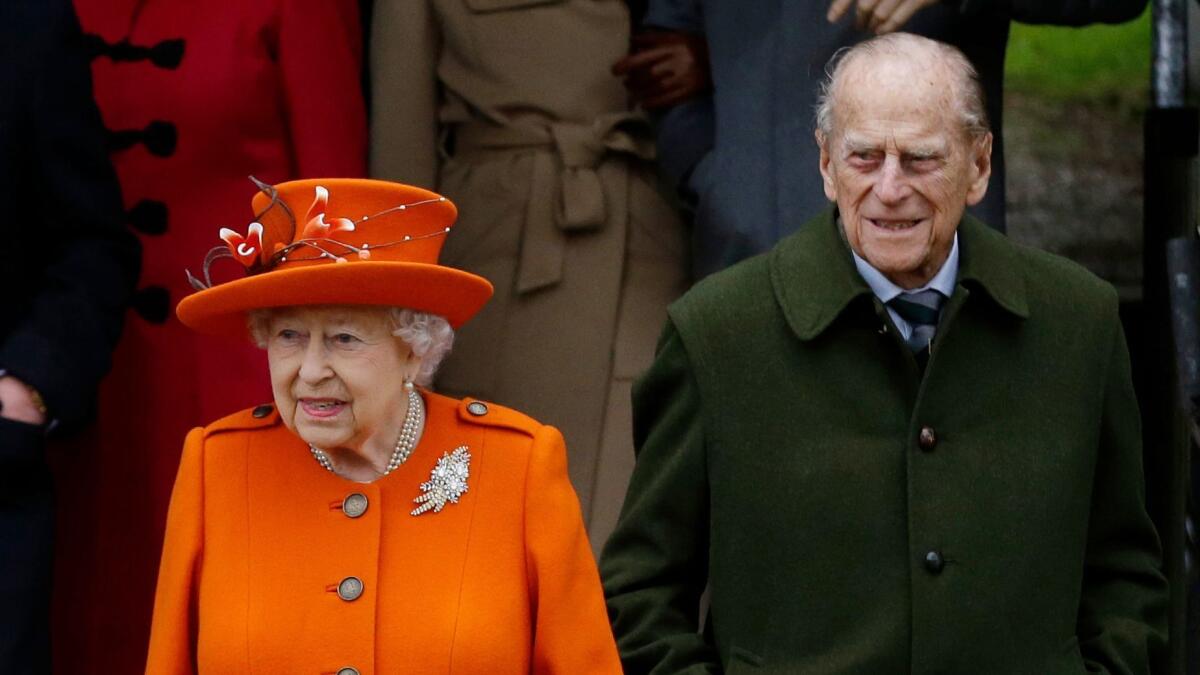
top-left (177, 178), bottom-right (493, 340)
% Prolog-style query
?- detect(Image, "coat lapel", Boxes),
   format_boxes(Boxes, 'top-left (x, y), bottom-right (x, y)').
top-left (769, 208), bottom-right (1029, 346)
top-left (769, 207), bottom-right (873, 342)
top-left (955, 215), bottom-right (1029, 320)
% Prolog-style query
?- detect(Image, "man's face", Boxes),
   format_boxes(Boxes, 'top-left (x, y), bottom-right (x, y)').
top-left (818, 59), bottom-right (992, 288)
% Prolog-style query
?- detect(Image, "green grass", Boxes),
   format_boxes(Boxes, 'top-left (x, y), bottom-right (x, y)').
top-left (1004, 7), bottom-right (1151, 104)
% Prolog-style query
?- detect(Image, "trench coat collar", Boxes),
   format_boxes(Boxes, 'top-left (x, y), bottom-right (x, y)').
top-left (770, 206), bottom-right (1029, 342)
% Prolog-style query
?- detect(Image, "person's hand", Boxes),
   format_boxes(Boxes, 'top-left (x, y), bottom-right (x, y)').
top-left (611, 31), bottom-right (711, 111)
top-left (0, 376), bottom-right (47, 426)
top-left (827, 0), bottom-right (941, 34)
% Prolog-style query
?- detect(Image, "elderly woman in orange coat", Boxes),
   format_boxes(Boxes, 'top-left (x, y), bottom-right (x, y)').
top-left (144, 178), bottom-right (621, 674)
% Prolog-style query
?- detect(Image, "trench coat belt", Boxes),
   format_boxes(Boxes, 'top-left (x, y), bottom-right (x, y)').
top-left (451, 113), bottom-right (655, 293)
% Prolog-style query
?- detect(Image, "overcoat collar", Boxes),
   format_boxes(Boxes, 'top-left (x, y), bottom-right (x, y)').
top-left (769, 206), bottom-right (1029, 341)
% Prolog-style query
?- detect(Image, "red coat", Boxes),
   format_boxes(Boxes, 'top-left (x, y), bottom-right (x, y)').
top-left (52, 2), bottom-right (366, 672)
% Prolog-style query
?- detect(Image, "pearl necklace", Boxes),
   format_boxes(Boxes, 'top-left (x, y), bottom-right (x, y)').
top-left (308, 386), bottom-right (424, 478)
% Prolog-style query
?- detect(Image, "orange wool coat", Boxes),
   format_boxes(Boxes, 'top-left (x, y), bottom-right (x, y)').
top-left (145, 390), bottom-right (621, 674)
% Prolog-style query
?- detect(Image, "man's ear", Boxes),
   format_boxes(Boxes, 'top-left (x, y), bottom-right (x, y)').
top-left (965, 132), bottom-right (993, 206)
top-left (817, 130), bottom-right (838, 201)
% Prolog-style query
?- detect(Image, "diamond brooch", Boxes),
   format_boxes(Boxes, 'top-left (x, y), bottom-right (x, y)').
top-left (411, 446), bottom-right (471, 516)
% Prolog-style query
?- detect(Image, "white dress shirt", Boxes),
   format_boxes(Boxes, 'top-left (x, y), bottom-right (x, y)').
top-left (850, 234), bottom-right (960, 342)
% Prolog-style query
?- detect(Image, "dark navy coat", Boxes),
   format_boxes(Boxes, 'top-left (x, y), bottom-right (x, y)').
top-left (0, 1), bottom-right (137, 672)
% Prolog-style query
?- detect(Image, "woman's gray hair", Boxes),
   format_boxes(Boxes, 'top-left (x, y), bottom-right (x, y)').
top-left (247, 306), bottom-right (455, 387)
top-left (814, 33), bottom-right (989, 141)
top-left (388, 308), bottom-right (455, 386)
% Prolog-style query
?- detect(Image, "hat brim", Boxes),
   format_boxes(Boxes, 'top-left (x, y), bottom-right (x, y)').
top-left (177, 261), bottom-right (494, 341)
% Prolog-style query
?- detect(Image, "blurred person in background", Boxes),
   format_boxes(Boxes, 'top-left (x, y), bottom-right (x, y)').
top-left (0, 0), bottom-right (139, 672)
top-left (369, 0), bottom-right (689, 554)
top-left (52, 1), bottom-right (367, 671)
top-left (146, 178), bottom-right (620, 674)
top-left (613, 0), bottom-right (1149, 279)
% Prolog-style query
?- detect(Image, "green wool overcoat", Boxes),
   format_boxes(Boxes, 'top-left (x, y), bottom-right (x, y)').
top-left (600, 209), bottom-right (1168, 674)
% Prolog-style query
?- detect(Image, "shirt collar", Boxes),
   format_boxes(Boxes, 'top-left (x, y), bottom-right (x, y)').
top-left (850, 232), bottom-right (959, 303)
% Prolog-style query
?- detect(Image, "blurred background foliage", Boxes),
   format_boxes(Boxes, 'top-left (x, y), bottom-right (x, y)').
top-left (1000, 7), bottom-right (1151, 297)
top-left (1005, 7), bottom-right (1151, 106)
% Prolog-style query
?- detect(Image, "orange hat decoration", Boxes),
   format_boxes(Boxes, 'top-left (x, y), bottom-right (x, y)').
top-left (176, 178), bottom-right (493, 341)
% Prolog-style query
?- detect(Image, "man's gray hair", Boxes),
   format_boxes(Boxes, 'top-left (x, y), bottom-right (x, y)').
top-left (814, 33), bottom-right (990, 140)
top-left (248, 306), bottom-right (454, 387)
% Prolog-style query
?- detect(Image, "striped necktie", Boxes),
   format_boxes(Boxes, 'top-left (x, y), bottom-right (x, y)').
top-left (887, 289), bottom-right (946, 359)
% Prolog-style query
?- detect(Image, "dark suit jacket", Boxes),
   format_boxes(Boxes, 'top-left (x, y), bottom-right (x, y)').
top-left (601, 209), bottom-right (1167, 673)
top-left (642, 0), bottom-right (1149, 278)
top-left (0, 0), bottom-right (138, 435)
top-left (0, 1), bottom-right (137, 672)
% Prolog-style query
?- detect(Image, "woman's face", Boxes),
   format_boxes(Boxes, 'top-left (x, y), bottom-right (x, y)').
top-left (265, 306), bottom-right (418, 455)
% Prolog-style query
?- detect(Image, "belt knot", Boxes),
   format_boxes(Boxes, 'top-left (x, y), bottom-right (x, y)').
top-left (449, 114), bottom-right (653, 294)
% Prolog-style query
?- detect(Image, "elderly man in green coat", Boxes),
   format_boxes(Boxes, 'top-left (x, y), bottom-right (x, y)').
top-left (600, 33), bottom-right (1168, 674)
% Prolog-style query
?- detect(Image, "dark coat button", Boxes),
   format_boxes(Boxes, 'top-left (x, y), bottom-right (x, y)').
top-left (251, 404), bottom-right (273, 418)
top-left (144, 38), bottom-right (186, 69)
top-left (127, 199), bottom-right (168, 235)
top-left (82, 32), bottom-right (107, 61)
top-left (467, 401), bottom-right (488, 416)
top-left (84, 33), bottom-right (186, 69)
top-left (918, 426), bottom-right (937, 451)
top-left (337, 669), bottom-right (360, 675)
top-left (142, 121), bottom-right (177, 157)
top-left (133, 286), bottom-right (170, 324)
top-left (342, 493), bottom-right (368, 518)
top-left (924, 550), bottom-right (945, 574)
top-left (107, 120), bottom-right (177, 157)
top-left (337, 576), bottom-right (363, 601)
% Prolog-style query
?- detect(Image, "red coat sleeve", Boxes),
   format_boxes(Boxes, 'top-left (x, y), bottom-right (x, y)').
top-left (524, 425), bottom-right (623, 674)
top-left (275, 0), bottom-right (367, 177)
top-left (145, 428), bottom-right (206, 675)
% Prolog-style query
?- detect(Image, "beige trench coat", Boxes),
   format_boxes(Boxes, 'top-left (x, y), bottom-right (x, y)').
top-left (370, 0), bottom-right (688, 553)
